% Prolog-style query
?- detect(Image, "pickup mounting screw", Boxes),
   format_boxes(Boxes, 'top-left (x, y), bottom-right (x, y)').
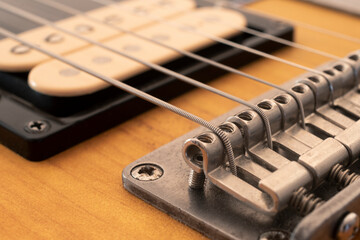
top-left (25, 120), bottom-right (50, 134)
top-left (131, 164), bottom-right (163, 181)
top-left (337, 212), bottom-right (360, 240)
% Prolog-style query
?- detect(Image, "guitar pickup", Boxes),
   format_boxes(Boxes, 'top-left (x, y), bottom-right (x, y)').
top-left (0, 4), bottom-right (293, 161)
top-left (123, 49), bottom-right (360, 240)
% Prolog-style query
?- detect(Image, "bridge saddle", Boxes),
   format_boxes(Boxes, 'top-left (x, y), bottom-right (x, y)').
top-left (183, 49), bottom-right (360, 214)
top-left (124, 51), bottom-right (360, 240)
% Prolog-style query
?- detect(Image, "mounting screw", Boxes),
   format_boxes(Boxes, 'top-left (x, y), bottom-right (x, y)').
top-left (259, 230), bottom-right (290, 240)
top-left (337, 212), bottom-right (360, 240)
top-left (131, 164), bottom-right (163, 181)
top-left (24, 120), bottom-right (50, 134)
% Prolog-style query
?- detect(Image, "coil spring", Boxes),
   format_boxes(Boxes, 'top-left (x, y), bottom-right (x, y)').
top-left (328, 164), bottom-right (360, 189)
top-left (289, 187), bottom-right (324, 216)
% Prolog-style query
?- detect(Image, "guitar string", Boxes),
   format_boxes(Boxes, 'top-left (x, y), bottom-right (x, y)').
top-left (0, 1), bottom-right (275, 152)
top-left (2, 0), bottom-right (352, 148)
top-left (197, 0), bottom-right (360, 88)
top-left (93, 0), bottom-right (336, 73)
top-left (33, 0), bottom-right (307, 130)
top-left (91, 0), bottom-right (336, 105)
top-left (194, 0), bottom-right (360, 91)
top-left (223, 0), bottom-right (360, 44)
top-left (40, 0), bottom-right (349, 130)
top-left (0, 1), bottom-right (354, 174)
top-left (34, 0), bottom-right (309, 131)
top-left (200, 0), bottom-right (343, 60)
top-left (0, 27), bottom-right (242, 175)
top-left (86, 0), bottom-right (311, 126)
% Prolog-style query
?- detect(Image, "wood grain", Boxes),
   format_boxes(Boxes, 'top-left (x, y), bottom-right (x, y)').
top-left (0, 0), bottom-right (359, 239)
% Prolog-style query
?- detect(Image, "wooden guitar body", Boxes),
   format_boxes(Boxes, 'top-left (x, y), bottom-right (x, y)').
top-left (0, 0), bottom-right (359, 239)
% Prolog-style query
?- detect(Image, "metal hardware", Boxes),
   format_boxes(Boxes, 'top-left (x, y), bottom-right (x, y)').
top-left (336, 212), bottom-right (360, 240)
top-left (188, 170), bottom-right (206, 189)
top-left (344, 50), bottom-right (360, 90)
top-left (44, 33), bottom-right (64, 44)
top-left (0, 3), bottom-right (294, 162)
top-left (124, 51), bottom-right (360, 239)
top-left (334, 121), bottom-right (360, 163)
top-left (292, 180), bottom-right (360, 240)
top-left (335, 97), bottom-right (360, 119)
top-left (130, 164), bottom-right (163, 181)
top-left (289, 187), bottom-right (324, 216)
top-left (298, 74), bottom-right (330, 109)
top-left (180, 52), bottom-right (360, 214)
top-left (319, 62), bottom-right (355, 100)
top-left (328, 164), bottom-right (360, 189)
top-left (24, 120), bottom-right (50, 134)
top-left (298, 138), bottom-right (349, 186)
top-left (11, 44), bottom-right (30, 54)
top-left (74, 24), bottom-right (94, 34)
top-left (258, 230), bottom-right (290, 240)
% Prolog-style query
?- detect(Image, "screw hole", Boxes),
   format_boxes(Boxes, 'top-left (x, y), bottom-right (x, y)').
top-left (292, 85), bottom-right (306, 94)
top-left (334, 64), bottom-right (344, 72)
top-left (308, 76), bottom-right (320, 83)
top-left (324, 69), bottom-right (335, 76)
top-left (197, 134), bottom-right (214, 143)
top-left (259, 230), bottom-right (290, 240)
top-left (195, 155), bottom-right (203, 162)
top-left (274, 95), bottom-right (290, 104)
top-left (185, 145), bottom-right (203, 167)
top-left (238, 111), bottom-right (254, 121)
top-left (219, 123), bottom-right (234, 133)
top-left (349, 54), bottom-right (359, 62)
top-left (257, 101), bottom-right (273, 110)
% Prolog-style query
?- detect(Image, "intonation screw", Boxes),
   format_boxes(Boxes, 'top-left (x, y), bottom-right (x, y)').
top-left (328, 164), bottom-right (360, 189)
top-left (289, 187), bottom-right (325, 216)
top-left (188, 169), bottom-right (206, 189)
top-left (187, 152), bottom-right (206, 189)
top-left (24, 120), bottom-right (50, 134)
top-left (337, 212), bottom-right (360, 240)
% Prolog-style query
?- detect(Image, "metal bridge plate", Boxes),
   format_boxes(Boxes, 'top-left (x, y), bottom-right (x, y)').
top-left (122, 85), bottom-right (305, 240)
top-left (123, 80), bottom-right (360, 239)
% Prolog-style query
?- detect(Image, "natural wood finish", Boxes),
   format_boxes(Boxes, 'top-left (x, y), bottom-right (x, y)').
top-left (0, 0), bottom-right (359, 239)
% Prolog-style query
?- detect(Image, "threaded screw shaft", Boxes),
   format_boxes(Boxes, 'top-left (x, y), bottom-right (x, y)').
top-left (328, 164), bottom-right (360, 189)
top-left (188, 170), bottom-right (206, 189)
top-left (289, 187), bottom-right (324, 216)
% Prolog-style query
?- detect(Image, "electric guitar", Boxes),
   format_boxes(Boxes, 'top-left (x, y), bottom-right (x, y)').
top-left (0, 0), bottom-right (359, 239)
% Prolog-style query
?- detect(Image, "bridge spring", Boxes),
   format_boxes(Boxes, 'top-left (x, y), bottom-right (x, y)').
top-left (328, 164), bottom-right (360, 189)
top-left (289, 187), bottom-right (324, 216)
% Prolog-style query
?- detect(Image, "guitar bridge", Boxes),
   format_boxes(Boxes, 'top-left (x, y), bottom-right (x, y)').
top-left (123, 49), bottom-right (360, 240)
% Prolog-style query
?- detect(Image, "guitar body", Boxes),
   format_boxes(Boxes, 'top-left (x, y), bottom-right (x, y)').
top-left (0, 0), bottom-right (359, 239)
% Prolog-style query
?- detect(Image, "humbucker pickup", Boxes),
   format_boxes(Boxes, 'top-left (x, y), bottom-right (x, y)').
top-left (0, 0), bottom-right (293, 160)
